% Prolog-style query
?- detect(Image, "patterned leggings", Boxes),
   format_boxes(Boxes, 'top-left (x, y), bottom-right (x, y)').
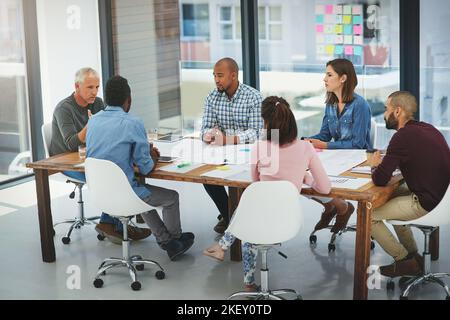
top-left (219, 231), bottom-right (258, 285)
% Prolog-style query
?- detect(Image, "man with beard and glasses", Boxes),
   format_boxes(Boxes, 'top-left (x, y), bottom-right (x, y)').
top-left (200, 57), bottom-right (263, 234)
top-left (367, 91), bottom-right (450, 278)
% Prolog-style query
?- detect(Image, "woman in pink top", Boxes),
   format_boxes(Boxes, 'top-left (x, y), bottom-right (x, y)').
top-left (203, 96), bottom-right (331, 292)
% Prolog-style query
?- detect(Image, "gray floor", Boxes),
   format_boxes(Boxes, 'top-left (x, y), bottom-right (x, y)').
top-left (0, 174), bottom-right (449, 300)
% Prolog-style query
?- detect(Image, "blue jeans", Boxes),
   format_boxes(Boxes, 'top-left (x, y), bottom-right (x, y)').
top-left (63, 170), bottom-right (122, 231)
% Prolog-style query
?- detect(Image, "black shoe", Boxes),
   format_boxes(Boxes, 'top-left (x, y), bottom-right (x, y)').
top-left (214, 218), bottom-right (228, 234)
top-left (177, 232), bottom-right (195, 242)
top-left (161, 238), bottom-right (194, 261)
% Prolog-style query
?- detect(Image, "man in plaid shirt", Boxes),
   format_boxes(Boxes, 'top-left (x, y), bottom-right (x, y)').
top-left (200, 57), bottom-right (263, 233)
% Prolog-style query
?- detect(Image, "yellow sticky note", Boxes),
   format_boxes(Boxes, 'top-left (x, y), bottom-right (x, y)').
top-left (343, 15), bottom-right (352, 24)
top-left (216, 165), bottom-right (230, 171)
top-left (325, 45), bottom-right (335, 55)
top-left (335, 24), bottom-right (343, 34)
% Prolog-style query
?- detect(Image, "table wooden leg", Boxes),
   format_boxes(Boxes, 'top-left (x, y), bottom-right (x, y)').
top-left (35, 169), bottom-right (55, 262)
top-left (431, 227), bottom-right (439, 261)
top-left (353, 201), bottom-right (372, 300)
top-left (228, 187), bottom-right (244, 262)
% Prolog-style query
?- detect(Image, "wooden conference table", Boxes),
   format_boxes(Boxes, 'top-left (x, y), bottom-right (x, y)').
top-left (26, 151), bottom-right (436, 300)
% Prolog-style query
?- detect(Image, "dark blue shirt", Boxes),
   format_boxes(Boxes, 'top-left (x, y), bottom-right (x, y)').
top-left (310, 93), bottom-right (372, 149)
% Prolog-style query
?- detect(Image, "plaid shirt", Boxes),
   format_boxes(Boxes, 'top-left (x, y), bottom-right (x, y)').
top-left (200, 83), bottom-right (263, 143)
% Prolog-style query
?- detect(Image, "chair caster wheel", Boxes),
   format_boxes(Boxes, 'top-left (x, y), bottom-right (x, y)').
top-left (131, 281), bottom-right (141, 291)
top-left (62, 237), bottom-right (71, 244)
top-left (131, 255), bottom-right (142, 260)
top-left (93, 278), bottom-right (103, 288)
top-left (370, 241), bottom-right (375, 250)
top-left (399, 295), bottom-right (408, 300)
top-left (386, 280), bottom-right (395, 291)
top-left (97, 234), bottom-right (105, 241)
top-left (328, 243), bottom-right (336, 252)
top-left (295, 294), bottom-right (303, 300)
top-left (136, 264), bottom-right (144, 271)
top-left (155, 270), bottom-right (165, 280)
top-left (309, 235), bottom-right (317, 244)
top-left (75, 225), bottom-right (81, 229)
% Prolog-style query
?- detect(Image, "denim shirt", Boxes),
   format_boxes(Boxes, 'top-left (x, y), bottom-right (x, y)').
top-left (309, 93), bottom-right (372, 149)
top-left (86, 106), bottom-right (153, 199)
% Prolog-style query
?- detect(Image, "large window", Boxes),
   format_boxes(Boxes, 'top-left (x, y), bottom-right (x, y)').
top-left (179, 0), bottom-right (242, 135)
top-left (258, 0), bottom-right (400, 149)
top-left (111, 0), bottom-right (182, 135)
top-left (0, 0), bottom-right (32, 183)
top-left (420, 0), bottom-right (450, 144)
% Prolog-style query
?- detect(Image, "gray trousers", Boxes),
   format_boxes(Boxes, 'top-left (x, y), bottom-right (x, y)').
top-left (140, 184), bottom-right (182, 245)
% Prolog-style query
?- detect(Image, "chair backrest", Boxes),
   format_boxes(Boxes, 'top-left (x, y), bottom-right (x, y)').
top-left (41, 123), bottom-right (52, 158)
top-left (227, 181), bottom-right (303, 244)
top-left (85, 157), bottom-right (155, 218)
top-left (404, 183), bottom-right (450, 227)
top-left (370, 118), bottom-right (377, 149)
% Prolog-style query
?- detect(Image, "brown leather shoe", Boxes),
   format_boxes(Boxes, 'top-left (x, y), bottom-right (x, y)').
top-left (213, 218), bottom-right (228, 234)
top-left (127, 225), bottom-right (151, 241)
top-left (314, 206), bottom-right (338, 231)
top-left (330, 202), bottom-right (355, 233)
top-left (95, 223), bottom-right (123, 245)
top-left (379, 256), bottom-right (423, 278)
top-left (95, 223), bottom-right (151, 244)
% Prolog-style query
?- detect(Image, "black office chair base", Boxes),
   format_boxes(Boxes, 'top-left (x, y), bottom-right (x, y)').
top-left (309, 225), bottom-right (375, 253)
top-left (93, 218), bottom-right (165, 290)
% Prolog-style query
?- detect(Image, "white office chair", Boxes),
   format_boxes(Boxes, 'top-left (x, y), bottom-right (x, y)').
top-left (226, 181), bottom-right (303, 300)
top-left (85, 158), bottom-right (165, 291)
top-left (41, 123), bottom-right (100, 244)
top-left (386, 183), bottom-right (450, 300)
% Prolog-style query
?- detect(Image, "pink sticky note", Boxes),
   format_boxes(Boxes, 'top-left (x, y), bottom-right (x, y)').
top-left (345, 45), bottom-right (354, 55)
top-left (326, 5), bottom-right (333, 14)
top-left (354, 25), bottom-right (362, 35)
top-left (316, 25), bottom-right (324, 33)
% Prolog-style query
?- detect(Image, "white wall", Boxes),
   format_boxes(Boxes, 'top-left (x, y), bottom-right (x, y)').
top-left (36, 0), bottom-right (102, 123)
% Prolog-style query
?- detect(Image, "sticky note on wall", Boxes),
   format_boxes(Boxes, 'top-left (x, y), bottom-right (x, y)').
top-left (335, 24), bottom-right (343, 34)
top-left (335, 35), bottom-right (344, 44)
top-left (343, 5), bottom-right (352, 15)
top-left (343, 15), bottom-right (352, 24)
top-left (316, 25), bottom-right (324, 33)
top-left (345, 45), bottom-right (354, 55)
top-left (344, 25), bottom-right (352, 35)
top-left (326, 45), bottom-right (335, 55)
top-left (335, 45), bottom-right (344, 54)
top-left (352, 5), bottom-right (362, 15)
top-left (354, 46), bottom-right (363, 56)
top-left (344, 35), bottom-right (353, 44)
top-left (354, 25), bottom-right (362, 35)
top-left (316, 15), bottom-right (324, 24)
top-left (353, 35), bottom-right (363, 45)
top-left (324, 25), bottom-right (334, 34)
top-left (326, 5), bottom-right (333, 14)
top-left (334, 5), bottom-right (342, 14)
top-left (353, 15), bottom-right (363, 25)
top-left (317, 45), bottom-right (325, 54)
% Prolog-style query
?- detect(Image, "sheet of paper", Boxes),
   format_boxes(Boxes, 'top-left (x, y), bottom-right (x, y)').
top-left (74, 162), bottom-right (85, 168)
top-left (225, 168), bottom-right (253, 182)
top-left (160, 139), bottom-right (253, 165)
top-left (317, 149), bottom-right (367, 176)
top-left (328, 176), bottom-right (371, 189)
top-left (201, 165), bottom-right (250, 179)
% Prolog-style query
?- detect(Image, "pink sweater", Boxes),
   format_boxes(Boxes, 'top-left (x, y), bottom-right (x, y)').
top-left (250, 139), bottom-right (331, 194)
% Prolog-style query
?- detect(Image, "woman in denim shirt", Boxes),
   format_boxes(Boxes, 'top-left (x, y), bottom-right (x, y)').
top-left (306, 58), bottom-right (372, 234)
